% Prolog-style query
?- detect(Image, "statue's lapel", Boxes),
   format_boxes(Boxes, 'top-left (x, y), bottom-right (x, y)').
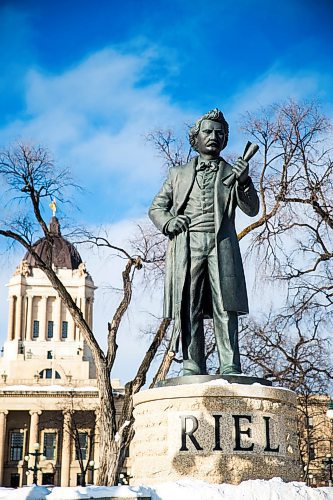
top-left (215, 158), bottom-right (233, 228)
top-left (220, 160), bottom-right (233, 183)
top-left (176, 157), bottom-right (197, 212)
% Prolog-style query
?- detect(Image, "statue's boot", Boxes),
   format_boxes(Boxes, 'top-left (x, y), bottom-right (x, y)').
top-left (220, 367), bottom-right (242, 375)
top-left (183, 359), bottom-right (205, 376)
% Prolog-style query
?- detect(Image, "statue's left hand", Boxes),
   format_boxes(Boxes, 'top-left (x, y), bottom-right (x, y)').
top-left (232, 158), bottom-right (249, 185)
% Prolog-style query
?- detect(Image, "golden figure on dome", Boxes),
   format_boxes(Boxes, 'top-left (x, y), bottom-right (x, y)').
top-left (49, 198), bottom-right (57, 217)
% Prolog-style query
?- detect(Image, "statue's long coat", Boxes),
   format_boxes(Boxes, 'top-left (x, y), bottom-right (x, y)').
top-left (149, 156), bottom-right (259, 352)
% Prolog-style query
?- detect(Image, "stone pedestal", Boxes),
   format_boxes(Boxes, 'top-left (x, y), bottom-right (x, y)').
top-left (129, 381), bottom-right (301, 485)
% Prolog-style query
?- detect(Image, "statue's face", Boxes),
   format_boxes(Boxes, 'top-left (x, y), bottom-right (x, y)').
top-left (196, 119), bottom-right (225, 157)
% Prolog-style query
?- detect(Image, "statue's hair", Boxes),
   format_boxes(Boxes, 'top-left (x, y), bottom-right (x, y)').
top-left (189, 108), bottom-right (229, 152)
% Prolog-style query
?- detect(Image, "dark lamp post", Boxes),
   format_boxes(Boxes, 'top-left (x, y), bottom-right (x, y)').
top-left (118, 471), bottom-right (132, 485)
top-left (79, 460), bottom-right (97, 486)
top-left (24, 442), bottom-right (45, 485)
top-left (88, 460), bottom-right (96, 485)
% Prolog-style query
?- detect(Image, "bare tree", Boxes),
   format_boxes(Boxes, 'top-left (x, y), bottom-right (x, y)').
top-left (0, 143), bottom-right (170, 485)
top-left (146, 129), bottom-right (193, 171)
top-left (239, 312), bottom-right (332, 388)
top-left (296, 393), bottom-right (332, 485)
top-left (241, 100), bottom-right (333, 311)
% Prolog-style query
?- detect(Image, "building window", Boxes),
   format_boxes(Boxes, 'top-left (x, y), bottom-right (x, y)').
top-left (47, 351), bottom-right (53, 359)
top-left (39, 369), bottom-right (61, 379)
top-left (42, 473), bottom-right (55, 485)
top-left (43, 432), bottom-right (56, 460)
top-left (33, 320), bottom-right (39, 338)
top-left (61, 321), bottom-right (68, 339)
top-left (9, 431), bottom-right (24, 461)
top-left (75, 432), bottom-right (88, 460)
top-left (47, 321), bottom-right (54, 339)
top-left (309, 444), bottom-right (316, 460)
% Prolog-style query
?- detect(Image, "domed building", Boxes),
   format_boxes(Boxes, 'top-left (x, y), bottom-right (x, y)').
top-left (0, 216), bottom-right (123, 488)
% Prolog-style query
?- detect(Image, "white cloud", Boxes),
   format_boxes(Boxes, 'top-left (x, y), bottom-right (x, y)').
top-left (1, 47), bottom-right (330, 224)
top-left (225, 67), bottom-right (333, 131)
top-left (0, 47), bottom-right (196, 224)
top-left (220, 68), bottom-right (333, 170)
top-left (232, 72), bottom-right (319, 114)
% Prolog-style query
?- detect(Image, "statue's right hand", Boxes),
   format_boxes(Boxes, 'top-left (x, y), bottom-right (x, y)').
top-left (166, 215), bottom-right (191, 236)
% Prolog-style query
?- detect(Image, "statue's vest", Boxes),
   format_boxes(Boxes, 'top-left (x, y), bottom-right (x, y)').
top-left (184, 167), bottom-right (216, 233)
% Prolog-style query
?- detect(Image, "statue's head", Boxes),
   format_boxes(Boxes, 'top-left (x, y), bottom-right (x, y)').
top-left (189, 108), bottom-right (229, 154)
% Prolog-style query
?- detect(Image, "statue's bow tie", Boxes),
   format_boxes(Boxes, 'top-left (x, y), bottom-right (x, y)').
top-left (196, 160), bottom-right (219, 172)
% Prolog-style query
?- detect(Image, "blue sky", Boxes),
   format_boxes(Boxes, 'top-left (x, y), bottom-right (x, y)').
top-left (0, 0), bottom-right (333, 381)
top-left (1, 0), bottom-right (333, 225)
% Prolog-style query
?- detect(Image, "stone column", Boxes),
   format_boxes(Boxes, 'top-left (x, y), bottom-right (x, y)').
top-left (27, 410), bottom-right (41, 486)
top-left (56, 297), bottom-right (62, 341)
top-left (0, 411), bottom-right (8, 486)
top-left (28, 410), bottom-right (41, 451)
top-left (93, 409), bottom-right (100, 483)
top-left (68, 300), bottom-right (75, 341)
top-left (90, 298), bottom-right (94, 330)
top-left (78, 297), bottom-right (87, 342)
top-left (81, 297), bottom-right (87, 320)
top-left (26, 296), bottom-right (33, 341)
top-left (15, 295), bottom-right (22, 340)
top-left (61, 412), bottom-right (71, 486)
top-left (73, 298), bottom-right (77, 341)
top-left (7, 296), bottom-right (15, 341)
top-left (41, 296), bottom-right (48, 340)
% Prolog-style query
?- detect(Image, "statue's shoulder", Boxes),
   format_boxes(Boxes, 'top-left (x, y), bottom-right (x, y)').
top-left (170, 157), bottom-right (197, 175)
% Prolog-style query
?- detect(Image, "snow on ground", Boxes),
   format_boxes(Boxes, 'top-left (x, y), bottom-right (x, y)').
top-left (0, 478), bottom-right (333, 500)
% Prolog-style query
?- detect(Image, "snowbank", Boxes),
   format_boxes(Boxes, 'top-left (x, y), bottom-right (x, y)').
top-left (0, 478), bottom-right (332, 499)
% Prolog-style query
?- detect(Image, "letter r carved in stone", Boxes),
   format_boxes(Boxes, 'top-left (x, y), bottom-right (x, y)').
top-left (180, 415), bottom-right (203, 451)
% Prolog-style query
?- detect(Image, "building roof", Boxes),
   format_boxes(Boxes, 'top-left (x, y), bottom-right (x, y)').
top-left (24, 217), bottom-right (83, 270)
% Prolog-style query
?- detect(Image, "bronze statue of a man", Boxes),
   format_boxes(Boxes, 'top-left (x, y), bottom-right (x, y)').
top-left (149, 109), bottom-right (259, 376)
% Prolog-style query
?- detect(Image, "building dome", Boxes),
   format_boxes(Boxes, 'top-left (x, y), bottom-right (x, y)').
top-left (24, 217), bottom-right (83, 270)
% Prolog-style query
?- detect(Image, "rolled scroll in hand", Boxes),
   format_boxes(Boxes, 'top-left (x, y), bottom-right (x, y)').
top-left (224, 141), bottom-right (259, 188)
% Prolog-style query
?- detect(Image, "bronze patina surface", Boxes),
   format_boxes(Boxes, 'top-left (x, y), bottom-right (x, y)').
top-left (149, 108), bottom-right (259, 376)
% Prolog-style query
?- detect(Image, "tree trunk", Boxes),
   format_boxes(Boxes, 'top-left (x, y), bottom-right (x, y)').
top-left (95, 360), bottom-right (119, 485)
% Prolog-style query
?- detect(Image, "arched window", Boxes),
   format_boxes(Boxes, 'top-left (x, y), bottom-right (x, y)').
top-left (39, 369), bottom-right (61, 379)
